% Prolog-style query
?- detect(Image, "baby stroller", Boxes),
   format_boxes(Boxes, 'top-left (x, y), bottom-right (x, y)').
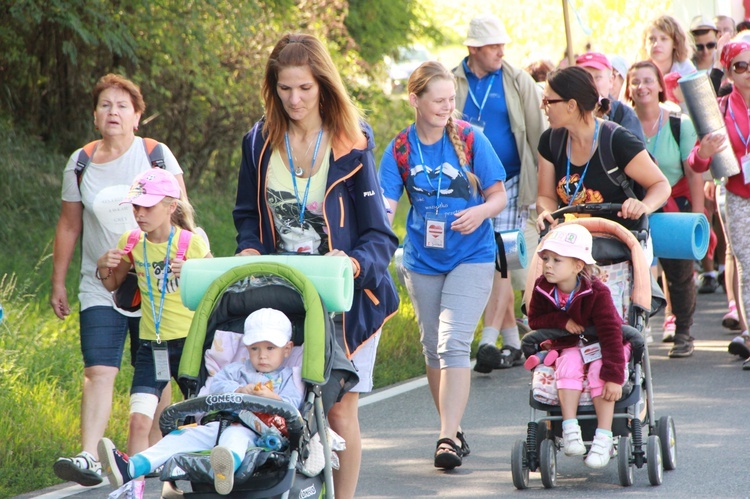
top-left (157, 261), bottom-right (358, 498)
top-left (510, 204), bottom-right (677, 489)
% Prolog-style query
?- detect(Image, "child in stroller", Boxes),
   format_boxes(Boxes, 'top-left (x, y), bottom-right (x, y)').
top-left (98, 307), bottom-right (305, 495)
top-left (522, 224), bottom-right (636, 468)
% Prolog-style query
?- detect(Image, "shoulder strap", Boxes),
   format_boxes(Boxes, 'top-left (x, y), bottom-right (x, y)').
top-left (612, 100), bottom-right (625, 124)
top-left (668, 114), bottom-right (681, 145)
top-left (142, 138), bottom-right (165, 169)
top-left (175, 229), bottom-right (193, 260)
top-left (549, 127), bottom-right (567, 165)
top-left (75, 140), bottom-right (101, 188)
top-left (393, 127), bottom-right (412, 202)
top-left (597, 120), bottom-right (638, 199)
top-left (454, 119), bottom-right (475, 168)
top-left (122, 229), bottom-right (142, 255)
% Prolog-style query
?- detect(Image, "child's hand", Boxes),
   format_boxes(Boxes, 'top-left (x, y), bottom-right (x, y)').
top-left (252, 383), bottom-right (281, 401)
top-left (601, 381), bottom-right (622, 402)
top-left (97, 248), bottom-right (125, 269)
top-left (565, 319), bottom-right (583, 334)
top-left (171, 258), bottom-right (184, 278)
top-left (235, 384), bottom-right (254, 395)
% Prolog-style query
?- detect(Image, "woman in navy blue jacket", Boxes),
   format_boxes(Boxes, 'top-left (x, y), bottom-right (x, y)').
top-left (232, 33), bottom-right (398, 499)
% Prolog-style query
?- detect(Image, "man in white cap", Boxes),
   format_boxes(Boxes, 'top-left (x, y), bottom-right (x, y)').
top-left (454, 13), bottom-right (547, 372)
top-left (690, 15), bottom-right (719, 71)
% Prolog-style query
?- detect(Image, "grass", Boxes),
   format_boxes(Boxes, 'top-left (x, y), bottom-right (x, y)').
top-left (0, 97), bottom-right (520, 496)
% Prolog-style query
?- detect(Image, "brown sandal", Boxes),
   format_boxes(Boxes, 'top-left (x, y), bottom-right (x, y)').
top-left (434, 438), bottom-right (462, 469)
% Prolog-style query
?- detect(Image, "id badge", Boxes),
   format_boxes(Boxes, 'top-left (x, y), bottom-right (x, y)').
top-left (468, 118), bottom-right (486, 134)
top-left (580, 342), bottom-right (603, 364)
top-left (742, 154), bottom-right (750, 184)
top-left (424, 213), bottom-right (446, 249)
top-left (291, 239), bottom-right (315, 254)
top-left (152, 341), bottom-right (171, 382)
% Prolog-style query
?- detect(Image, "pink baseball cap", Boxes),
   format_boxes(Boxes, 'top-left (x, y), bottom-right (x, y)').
top-left (121, 168), bottom-right (181, 207)
top-left (538, 224), bottom-right (596, 265)
top-left (576, 52), bottom-right (612, 71)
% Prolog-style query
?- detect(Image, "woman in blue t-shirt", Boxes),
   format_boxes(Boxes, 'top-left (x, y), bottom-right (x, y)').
top-left (379, 61), bottom-right (507, 470)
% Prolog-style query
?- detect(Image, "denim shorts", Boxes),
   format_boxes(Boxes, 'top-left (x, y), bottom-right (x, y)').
top-left (80, 306), bottom-right (140, 368)
top-left (130, 338), bottom-right (186, 397)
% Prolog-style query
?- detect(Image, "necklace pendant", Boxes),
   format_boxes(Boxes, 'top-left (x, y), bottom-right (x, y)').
top-left (295, 166), bottom-right (304, 177)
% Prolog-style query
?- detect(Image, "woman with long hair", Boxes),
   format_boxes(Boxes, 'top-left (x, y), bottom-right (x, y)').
top-left (626, 60), bottom-right (704, 357)
top-left (233, 33), bottom-right (399, 498)
top-left (642, 15), bottom-right (696, 78)
top-left (379, 61), bottom-right (507, 469)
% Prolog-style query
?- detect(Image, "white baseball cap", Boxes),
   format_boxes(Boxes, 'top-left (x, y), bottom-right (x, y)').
top-left (464, 14), bottom-right (511, 47)
top-left (538, 224), bottom-right (596, 265)
top-left (242, 308), bottom-right (293, 347)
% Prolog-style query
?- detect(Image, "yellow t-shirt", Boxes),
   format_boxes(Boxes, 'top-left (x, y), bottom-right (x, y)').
top-left (119, 227), bottom-right (209, 341)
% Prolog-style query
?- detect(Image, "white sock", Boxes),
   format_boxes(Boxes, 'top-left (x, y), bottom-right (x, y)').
top-left (480, 327), bottom-right (500, 346)
top-left (703, 270), bottom-right (718, 278)
top-left (501, 326), bottom-right (521, 349)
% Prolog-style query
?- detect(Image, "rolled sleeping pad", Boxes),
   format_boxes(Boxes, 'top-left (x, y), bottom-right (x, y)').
top-left (649, 212), bottom-right (709, 260)
top-left (678, 71), bottom-right (740, 180)
top-left (180, 255), bottom-right (353, 312)
top-left (498, 229), bottom-right (528, 270)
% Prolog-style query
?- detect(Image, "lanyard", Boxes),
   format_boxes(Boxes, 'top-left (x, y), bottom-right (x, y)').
top-left (463, 61), bottom-right (495, 121)
top-left (565, 120), bottom-right (600, 206)
top-left (144, 226), bottom-right (174, 343)
top-left (646, 109), bottom-right (663, 155)
top-left (284, 128), bottom-right (324, 224)
top-left (413, 125), bottom-right (447, 215)
top-left (553, 276), bottom-right (580, 310)
top-left (729, 102), bottom-right (750, 155)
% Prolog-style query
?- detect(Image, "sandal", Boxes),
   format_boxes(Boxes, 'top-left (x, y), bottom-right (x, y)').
top-left (456, 431), bottom-right (470, 457)
top-left (434, 438), bottom-right (462, 469)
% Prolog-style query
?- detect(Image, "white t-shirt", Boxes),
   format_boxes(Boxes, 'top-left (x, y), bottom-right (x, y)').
top-left (60, 137), bottom-right (183, 312)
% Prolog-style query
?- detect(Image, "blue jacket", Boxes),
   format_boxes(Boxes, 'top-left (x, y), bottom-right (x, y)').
top-left (233, 119), bottom-right (400, 356)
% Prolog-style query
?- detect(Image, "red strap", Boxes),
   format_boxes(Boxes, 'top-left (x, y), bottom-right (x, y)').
top-left (143, 137), bottom-right (158, 155)
top-left (175, 229), bottom-right (193, 261)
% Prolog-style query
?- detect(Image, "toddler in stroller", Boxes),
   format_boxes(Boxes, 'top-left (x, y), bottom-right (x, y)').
top-left (99, 307), bottom-right (304, 495)
top-left (511, 210), bottom-right (676, 490)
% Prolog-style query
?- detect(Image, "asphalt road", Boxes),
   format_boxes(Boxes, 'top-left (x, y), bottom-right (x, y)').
top-left (24, 290), bottom-right (750, 498)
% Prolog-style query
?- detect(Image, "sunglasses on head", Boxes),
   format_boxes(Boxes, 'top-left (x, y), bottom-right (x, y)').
top-left (695, 42), bottom-right (717, 52)
top-left (733, 61), bottom-right (750, 74)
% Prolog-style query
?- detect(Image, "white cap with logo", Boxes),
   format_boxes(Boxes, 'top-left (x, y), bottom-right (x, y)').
top-left (538, 224), bottom-right (596, 265)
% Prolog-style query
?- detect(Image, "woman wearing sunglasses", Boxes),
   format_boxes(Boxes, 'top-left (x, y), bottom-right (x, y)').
top-left (689, 41), bottom-right (750, 370)
top-left (626, 60), bottom-right (704, 358)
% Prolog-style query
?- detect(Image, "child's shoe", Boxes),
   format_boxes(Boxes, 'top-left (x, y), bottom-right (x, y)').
top-left (584, 433), bottom-right (614, 468)
top-left (524, 354), bottom-right (541, 370)
top-left (210, 446), bottom-right (235, 495)
top-left (97, 438), bottom-right (132, 488)
top-left (543, 349), bottom-right (558, 366)
top-left (562, 424), bottom-right (586, 456)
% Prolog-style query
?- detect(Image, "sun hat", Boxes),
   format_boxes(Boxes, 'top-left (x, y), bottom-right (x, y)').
top-left (609, 55), bottom-right (629, 79)
top-left (120, 168), bottom-right (181, 207)
top-left (242, 308), bottom-right (293, 347)
top-left (464, 14), bottom-right (511, 47)
top-left (576, 52), bottom-right (612, 71)
top-left (538, 224), bottom-right (596, 265)
top-left (690, 15), bottom-right (718, 33)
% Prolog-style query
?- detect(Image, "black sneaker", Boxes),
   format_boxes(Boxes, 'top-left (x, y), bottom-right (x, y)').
top-left (52, 452), bottom-right (103, 487)
top-left (98, 438), bottom-right (132, 488)
top-left (668, 342), bottom-right (694, 358)
top-left (496, 346), bottom-right (524, 368)
top-left (698, 274), bottom-right (719, 294)
top-left (473, 344), bottom-right (496, 373)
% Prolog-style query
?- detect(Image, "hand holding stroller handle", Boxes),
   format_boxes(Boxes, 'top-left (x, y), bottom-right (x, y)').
top-left (159, 394), bottom-right (305, 439)
top-left (540, 204), bottom-right (648, 244)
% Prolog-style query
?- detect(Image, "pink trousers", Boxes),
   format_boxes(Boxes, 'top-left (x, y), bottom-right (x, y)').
top-left (554, 344), bottom-right (631, 399)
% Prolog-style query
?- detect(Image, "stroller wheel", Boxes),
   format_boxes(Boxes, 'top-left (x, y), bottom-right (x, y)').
top-left (657, 415), bottom-right (677, 470)
top-left (539, 439), bottom-right (557, 489)
top-left (511, 439), bottom-right (529, 490)
top-left (617, 436), bottom-right (634, 487)
top-left (647, 435), bottom-right (663, 486)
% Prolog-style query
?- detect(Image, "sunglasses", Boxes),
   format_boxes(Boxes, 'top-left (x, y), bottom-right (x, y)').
top-left (733, 61), bottom-right (750, 74)
top-left (695, 42), bottom-right (717, 52)
top-left (542, 97), bottom-right (566, 108)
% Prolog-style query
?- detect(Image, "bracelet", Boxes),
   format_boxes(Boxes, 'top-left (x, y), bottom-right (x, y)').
top-left (95, 267), bottom-right (112, 281)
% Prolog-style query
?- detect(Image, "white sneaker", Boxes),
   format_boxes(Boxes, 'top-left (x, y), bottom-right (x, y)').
top-left (585, 433), bottom-right (614, 468)
top-left (210, 446), bottom-right (235, 495)
top-left (562, 424), bottom-right (586, 456)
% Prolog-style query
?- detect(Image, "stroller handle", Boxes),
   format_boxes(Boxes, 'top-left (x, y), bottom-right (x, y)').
top-left (541, 203), bottom-right (649, 243)
top-left (159, 393), bottom-right (306, 441)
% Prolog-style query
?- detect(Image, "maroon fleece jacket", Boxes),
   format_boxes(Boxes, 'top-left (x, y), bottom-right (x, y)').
top-left (527, 275), bottom-right (626, 384)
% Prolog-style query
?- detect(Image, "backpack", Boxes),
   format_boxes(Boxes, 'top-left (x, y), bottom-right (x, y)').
top-left (393, 120), bottom-right (475, 203)
top-left (75, 138), bottom-right (165, 189)
top-left (549, 120), bottom-right (646, 200)
top-left (114, 228), bottom-right (193, 312)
